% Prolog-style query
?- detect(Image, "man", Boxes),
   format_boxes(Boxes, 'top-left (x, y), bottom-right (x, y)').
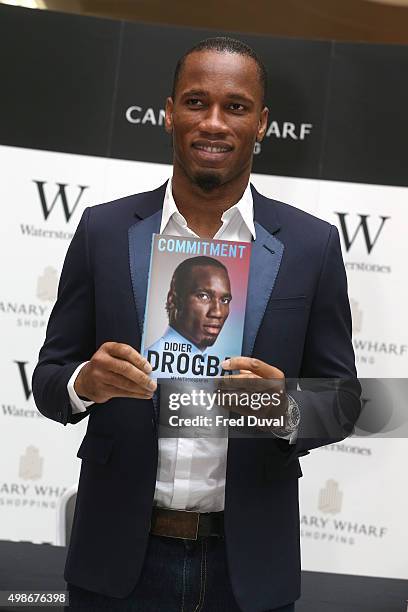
top-left (146, 255), bottom-right (232, 377)
top-left (33, 37), bottom-right (361, 611)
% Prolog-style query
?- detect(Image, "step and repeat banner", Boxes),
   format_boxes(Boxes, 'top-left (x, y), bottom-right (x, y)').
top-left (0, 5), bottom-right (407, 579)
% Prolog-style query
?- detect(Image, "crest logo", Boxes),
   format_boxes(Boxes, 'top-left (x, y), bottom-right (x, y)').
top-left (37, 267), bottom-right (58, 302)
top-left (318, 479), bottom-right (343, 514)
top-left (19, 446), bottom-right (43, 481)
top-left (350, 299), bottom-right (363, 334)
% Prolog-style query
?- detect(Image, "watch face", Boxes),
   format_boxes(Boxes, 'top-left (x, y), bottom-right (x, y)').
top-left (286, 396), bottom-right (300, 431)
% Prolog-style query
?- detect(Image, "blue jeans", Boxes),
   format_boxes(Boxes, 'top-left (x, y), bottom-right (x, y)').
top-left (67, 535), bottom-right (295, 611)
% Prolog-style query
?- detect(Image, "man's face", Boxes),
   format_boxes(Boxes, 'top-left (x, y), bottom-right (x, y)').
top-left (175, 265), bottom-right (232, 350)
top-left (165, 50), bottom-right (268, 190)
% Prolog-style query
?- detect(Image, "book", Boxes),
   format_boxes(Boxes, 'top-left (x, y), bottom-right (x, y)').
top-left (141, 234), bottom-right (251, 379)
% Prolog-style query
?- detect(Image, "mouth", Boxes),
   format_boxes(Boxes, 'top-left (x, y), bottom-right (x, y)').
top-left (192, 141), bottom-right (233, 163)
top-left (203, 324), bottom-right (222, 335)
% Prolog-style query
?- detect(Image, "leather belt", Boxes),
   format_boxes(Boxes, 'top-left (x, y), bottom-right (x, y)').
top-left (150, 508), bottom-right (224, 540)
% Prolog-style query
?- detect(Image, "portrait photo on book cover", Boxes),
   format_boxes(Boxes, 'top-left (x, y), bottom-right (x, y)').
top-left (141, 234), bottom-right (251, 378)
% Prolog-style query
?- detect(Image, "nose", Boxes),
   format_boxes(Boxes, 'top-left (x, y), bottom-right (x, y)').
top-left (199, 105), bottom-right (228, 136)
top-left (207, 298), bottom-right (224, 318)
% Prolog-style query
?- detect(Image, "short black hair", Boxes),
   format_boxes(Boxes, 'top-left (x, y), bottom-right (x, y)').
top-left (170, 256), bottom-right (229, 298)
top-left (171, 36), bottom-right (267, 106)
top-left (166, 256), bottom-right (230, 321)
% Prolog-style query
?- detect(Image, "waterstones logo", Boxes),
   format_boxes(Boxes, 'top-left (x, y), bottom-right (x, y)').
top-left (300, 479), bottom-right (387, 546)
top-left (335, 213), bottom-right (390, 254)
top-left (335, 213), bottom-right (391, 274)
top-left (34, 181), bottom-right (88, 222)
top-left (1, 361), bottom-right (42, 419)
top-left (2, 404), bottom-right (42, 418)
top-left (319, 442), bottom-right (372, 457)
top-left (15, 360), bottom-right (32, 401)
top-left (19, 181), bottom-right (89, 240)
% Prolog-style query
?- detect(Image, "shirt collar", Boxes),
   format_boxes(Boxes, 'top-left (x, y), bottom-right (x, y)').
top-left (160, 178), bottom-right (256, 239)
top-left (164, 326), bottom-right (205, 354)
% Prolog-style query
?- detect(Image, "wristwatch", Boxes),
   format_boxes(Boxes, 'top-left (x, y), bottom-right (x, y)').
top-left (285, 394), bottom-right (301, 433)
top-left (274, 393), bottom-right (300, 436)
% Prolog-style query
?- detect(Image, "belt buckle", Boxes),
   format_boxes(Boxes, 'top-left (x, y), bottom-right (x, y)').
top-left (185, 510), bottom-right (199, 540)
top-left (150, 508), bottom-right (200, 540)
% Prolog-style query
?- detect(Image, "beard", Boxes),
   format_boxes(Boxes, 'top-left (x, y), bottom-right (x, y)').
top-left (193, 171), bottom-right (222, 192)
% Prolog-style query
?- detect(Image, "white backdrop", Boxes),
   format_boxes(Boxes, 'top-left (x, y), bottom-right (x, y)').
top-left (0, 144), bottom-right (407, 578)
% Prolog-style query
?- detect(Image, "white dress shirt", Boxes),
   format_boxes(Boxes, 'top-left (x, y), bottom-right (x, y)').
top-left (68, 179), bottom-right (295, 512)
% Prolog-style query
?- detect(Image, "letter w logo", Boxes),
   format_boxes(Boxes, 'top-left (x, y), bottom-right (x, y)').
top-left (15, 361), bottom-right (32, 401)
top-left (34, 181), bottom-right (89, 222)
top-left (335, 213), bottom-right (390, 254)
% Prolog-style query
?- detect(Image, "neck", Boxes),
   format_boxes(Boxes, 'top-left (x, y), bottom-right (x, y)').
top-left (171, 164), bottom-right (250, 239)
top-left (171, 322), bottom-right (205, 351)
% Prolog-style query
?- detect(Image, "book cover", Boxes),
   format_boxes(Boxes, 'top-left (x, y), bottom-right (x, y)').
top-left (141, 234), bottom-right (251, 379)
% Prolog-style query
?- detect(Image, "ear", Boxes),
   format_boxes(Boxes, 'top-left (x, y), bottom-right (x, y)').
top-left (165, 97), bottom-right (174, 134)
top-left (256, 106), bottom-right (269, 142)
top-left (166, 286), bottom-right (182, 324)
top-left (172, 290), bottom-right (183, 311)
top-left (166, 287), bottom-right (176, 310)
top-left (167, 278), bottom-right (181, 307)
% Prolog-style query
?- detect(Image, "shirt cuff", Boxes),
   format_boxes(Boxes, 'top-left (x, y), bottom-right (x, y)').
top-left (67, 362), bottom-right (94, 414)
top-left (274, 427), bottom-right (299, 445)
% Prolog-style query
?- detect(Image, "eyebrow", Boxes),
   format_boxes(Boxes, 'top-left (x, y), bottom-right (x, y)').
top-left (181, 89), bottom-right (254, 106)
top-left (194, 287), bottom-right (232, 298)
top-left (181, 89), bottom-right (208, 98)
top-left (225, 93), bottom-right (254, 105)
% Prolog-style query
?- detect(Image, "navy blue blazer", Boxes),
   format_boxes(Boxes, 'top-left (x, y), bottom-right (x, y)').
top-left (32, 183), bottom-right (361, 611)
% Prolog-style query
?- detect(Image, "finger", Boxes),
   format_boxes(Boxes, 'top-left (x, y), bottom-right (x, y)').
top-left (101, 371), bottom-right (156, 395)
top-left (103, 384), bottom-right (154, 400)
top-left (222, 373), bottom-right (260, 379)
top-left (105, 357), bottom-right (157, 392)
top-left (103, 342), bottom-right (152, 374)
top-left (220, 369), bottom-right (260, 378)
top-left (238, 370), bottom-right (262, 378)
top-left (221, 357), bottom-right (284, 379)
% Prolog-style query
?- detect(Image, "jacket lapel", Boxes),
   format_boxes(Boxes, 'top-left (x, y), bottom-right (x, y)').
top-left (128, 209), bottom-right (162, 336)
top-left (241, 186), bottom-right (284, 357)
top-left (128, 198), bottom-right (164, 427)
top-left (242, 222), bottom-right (284, 356)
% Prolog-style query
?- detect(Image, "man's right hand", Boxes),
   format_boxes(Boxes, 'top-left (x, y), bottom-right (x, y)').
top-left (74, 342), bottom-right (156, 403)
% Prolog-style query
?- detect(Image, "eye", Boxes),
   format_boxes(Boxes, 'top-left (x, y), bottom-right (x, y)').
top-left (221, 297), bottom-right (232, 304)
top-left (196, 292), bottom-right (210, 301)
top-left (186, 98), bottom-right (204, 107)
top-left (228, 103), bottom-right (245, 112)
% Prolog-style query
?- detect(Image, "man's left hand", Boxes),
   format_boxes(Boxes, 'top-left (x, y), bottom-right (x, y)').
top-left (219, 357), bottom-right (288, 424)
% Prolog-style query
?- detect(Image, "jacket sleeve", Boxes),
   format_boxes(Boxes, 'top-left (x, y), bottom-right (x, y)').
top-left (281, 224), bottom-right (362, 461)
top-left (32, 207), bottom-right (95, 426)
